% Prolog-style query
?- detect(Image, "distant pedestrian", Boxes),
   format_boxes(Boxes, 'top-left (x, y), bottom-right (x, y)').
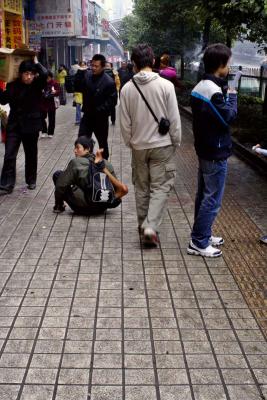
top-left (159, 54), bottom-right (180, 87)
top-left (69, 59), bottom-right (80, 76)
top-left (53, 136), bottom-right (128, 214)
top-left (118, 61), bottom-right (134, 94)
top-left (105, 62), bottom-right (120, 125)
top-left (56, 65), bottom-right (67, 105)
top-left (188, 43), bottom-right (237, 258)
top-left (73, 62), bottom-right (87, 125)
top-left (120, 43), bottom-right (181, 247)
top-left (231, 65), bottom-right (243, 90)
top-left (74, 54), bottom-right (117, 159)
top-left (0, 57), bottom-right (48, 195)
top-left (40, 71), bottom-right (60, 138)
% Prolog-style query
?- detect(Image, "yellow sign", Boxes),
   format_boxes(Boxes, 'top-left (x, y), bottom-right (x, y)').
top-left (4, 0), bottom-right (22, 15)
top-left (5, 12), bottom-right (22, 48)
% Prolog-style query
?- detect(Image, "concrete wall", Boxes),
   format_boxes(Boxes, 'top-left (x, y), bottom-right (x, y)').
top-left (35, 0), bottom-right (70, 13)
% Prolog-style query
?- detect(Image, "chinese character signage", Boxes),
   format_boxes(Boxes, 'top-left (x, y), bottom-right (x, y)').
top-left (29, 21), bottom-right (42, 52)
top-left (4, 0), bottom-right (22, 14)
top-left (35, 13), bottom-right (74, 37)
top-left (5, 13), bottom-right (22, 48)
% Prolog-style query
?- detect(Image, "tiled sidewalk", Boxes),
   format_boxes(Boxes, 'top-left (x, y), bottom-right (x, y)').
top-left (0, 103), bottom-right (266, 400)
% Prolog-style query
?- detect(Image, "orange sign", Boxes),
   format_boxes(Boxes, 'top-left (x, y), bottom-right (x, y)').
top-left (5, 13), bottom-right (22, 48)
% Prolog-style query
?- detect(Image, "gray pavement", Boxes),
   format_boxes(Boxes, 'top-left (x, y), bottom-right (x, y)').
top-left (0, 101), bottom-right (266, 400)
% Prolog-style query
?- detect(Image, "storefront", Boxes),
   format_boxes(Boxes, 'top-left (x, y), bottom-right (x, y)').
top-left (35, 12), bottom-right (75, 69)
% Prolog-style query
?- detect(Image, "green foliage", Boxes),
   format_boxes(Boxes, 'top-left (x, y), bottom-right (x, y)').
top-left (238, 95), bottom-right (264, 105)
top-left (120, 0), bottom-right (201, 55)
top-left (232, 103), bottom-right (267, 145)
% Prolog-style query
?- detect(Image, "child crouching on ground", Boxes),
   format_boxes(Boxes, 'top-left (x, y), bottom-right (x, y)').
top-left (53, 136), bottom-right (128, 214)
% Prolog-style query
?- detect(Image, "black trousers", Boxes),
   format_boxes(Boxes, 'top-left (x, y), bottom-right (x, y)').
top-left (0, 130), bottom-right (39, 189)
top-left (78, 113), bottom-right (109, 160)
top-left (42, 110), bottom-right (56, 135)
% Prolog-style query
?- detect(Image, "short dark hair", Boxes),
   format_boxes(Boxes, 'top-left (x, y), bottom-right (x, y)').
top-left (47, 71), bottom-right (53, 78)
top-left (19, 60), bottom-right (37, 74)
top-left (92, 54), bottom-right (106, 67)
top-left (131, 44), bottom-right (154, 70)
top-left (74, 136), bottom-right (95, 152)
top-left (203, 43), bottom-right (232, 74)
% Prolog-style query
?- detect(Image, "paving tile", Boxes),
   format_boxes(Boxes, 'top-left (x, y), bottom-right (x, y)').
top-left (226, 385), bottom-right (263, 400)
top-left (221, 368), bottom-right (255, 384)
top-left (193, 385), bottom-right (227, 400)
top-left (26, 368), bottom-right (57, 384)
top-left (159, 386), bottom-right (192, 400)
top-left (125, 386), bottom-right (157, 400)
top-left (20, 385), bottom-right (54, 400)
top-left (55, 385), bottom-right (89, 400)
top-left (92, 368), bottom-right (122, 385)
top-left (0, 385), bottom-right (20, 400)
top-left (158, 368), bottom-right (189, 384)
top-left (125, 368), bottom-right (155, 384)
top-left (58, 368), bottom-right (89, 384)
top-left (91, 386), bottom-right (122, 400)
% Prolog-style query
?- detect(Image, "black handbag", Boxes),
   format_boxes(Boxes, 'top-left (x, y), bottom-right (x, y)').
top-left (132, 78), bottom-right (170, 135)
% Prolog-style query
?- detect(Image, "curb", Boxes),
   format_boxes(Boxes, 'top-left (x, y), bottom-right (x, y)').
top-left (179, 105), bottom-right (267, 177)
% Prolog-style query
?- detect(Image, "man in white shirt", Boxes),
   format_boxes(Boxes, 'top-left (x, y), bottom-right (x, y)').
top-left (120, 44), bottom-right (181, 247)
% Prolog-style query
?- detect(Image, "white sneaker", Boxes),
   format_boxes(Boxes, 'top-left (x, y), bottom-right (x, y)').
top-left (143, 227), bottom-right (159, 247)
top-left (47, 135), bottom-right (53, 138)
top-left (209, 236), bottom-right (224, 246)
top-left (40, 133), bottom-right (47, 138)
top-left (187, 240), bottom-right (222, 257)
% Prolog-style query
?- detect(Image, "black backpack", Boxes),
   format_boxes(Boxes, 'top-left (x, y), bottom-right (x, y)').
top-left (65, 75), bottom-right (75, 93)
top-left (88, 160), bottom-right (115, 204)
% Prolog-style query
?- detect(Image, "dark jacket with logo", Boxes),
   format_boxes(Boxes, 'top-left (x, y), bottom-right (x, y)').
top-left (190, 74), bottom-right (237, 161)
top-left (0, 63), bottom-right (48, 134)
top-left (74, 70), bottom-right (117, 116)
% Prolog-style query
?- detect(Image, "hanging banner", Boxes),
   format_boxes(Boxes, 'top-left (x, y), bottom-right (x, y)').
top-left (81, 0), bottom-right (88, 36)
top-left (5, 12), bottom-right (23, 48)
top-left (4, 0), bottom-right (22, 14)
top-left (28, 21), bottom-right (42, 52)
top-left (35, 13), bottom-right (75, 37)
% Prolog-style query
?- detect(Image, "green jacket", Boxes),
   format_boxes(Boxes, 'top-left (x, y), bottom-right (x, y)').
top-left (55, 153), bottom-right (115, 210)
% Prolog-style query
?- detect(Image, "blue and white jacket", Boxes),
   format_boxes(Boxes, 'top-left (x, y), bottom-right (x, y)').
top-left (191, 74), bottom-right (237, 161)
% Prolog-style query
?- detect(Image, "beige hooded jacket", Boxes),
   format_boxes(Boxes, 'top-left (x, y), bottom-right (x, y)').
top-left (120, 71), bottom-right (181, 150)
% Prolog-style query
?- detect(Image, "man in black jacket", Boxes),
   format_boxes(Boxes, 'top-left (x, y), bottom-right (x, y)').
top-left (0, 57), bottom-right (47, 195)
top-left (74, 54), bottom-right (117, 160)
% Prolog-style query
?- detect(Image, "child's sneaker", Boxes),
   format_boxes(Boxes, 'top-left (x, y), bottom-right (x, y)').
top-left (143, 227), bottom-right (159, 247)
top-left (187, 240), bottom-right (222, 257)
top-left (40, 133), bottom-right (47, 138)
top-left (209, 236), bottom-right (224, 246)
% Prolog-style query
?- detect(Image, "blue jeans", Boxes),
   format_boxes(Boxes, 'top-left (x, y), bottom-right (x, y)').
top-left (191, 158), bottom-right (228, 248)
top-left (76, 103), bottom-right (81, 124)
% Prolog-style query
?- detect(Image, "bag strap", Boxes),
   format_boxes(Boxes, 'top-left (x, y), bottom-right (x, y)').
top-left (132, 78), bottom-right (159, 124)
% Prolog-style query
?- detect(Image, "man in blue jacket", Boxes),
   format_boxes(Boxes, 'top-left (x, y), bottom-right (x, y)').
top-left (187, 43), bottom-right (237, 257)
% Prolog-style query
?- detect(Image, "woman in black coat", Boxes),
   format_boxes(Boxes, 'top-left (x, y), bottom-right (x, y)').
top-left (0, 57), bottom-right (47, 195)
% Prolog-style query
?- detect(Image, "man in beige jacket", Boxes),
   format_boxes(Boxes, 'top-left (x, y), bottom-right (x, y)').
top-left (120, 44), bottom-right (181, 247)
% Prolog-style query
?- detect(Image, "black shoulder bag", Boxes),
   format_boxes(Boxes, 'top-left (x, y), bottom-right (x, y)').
top-left (132, 77), bottom-right (170, 135)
